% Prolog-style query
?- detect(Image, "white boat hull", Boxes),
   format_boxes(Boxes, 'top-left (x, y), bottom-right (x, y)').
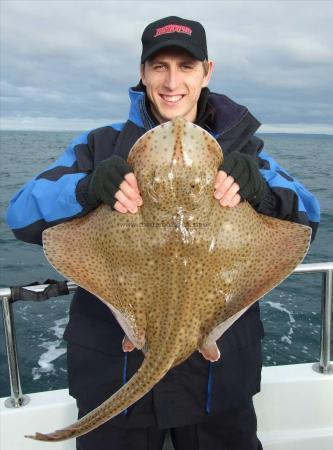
top-left (254, 363), bottom-right (333, 449)
top-left (1, 363), bottom-right (332, 450)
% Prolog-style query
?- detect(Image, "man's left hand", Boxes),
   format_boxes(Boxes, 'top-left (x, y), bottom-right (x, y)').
top-left (214, 152), bottom-right (267, 208)
top-left (214, 171), bottom-right (241, 207)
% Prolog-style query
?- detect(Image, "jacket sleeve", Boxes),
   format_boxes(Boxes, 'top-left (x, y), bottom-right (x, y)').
top-left (6, 131), bottom-right (95, 245)
top-left (255, 149), bottom-right (320, 241)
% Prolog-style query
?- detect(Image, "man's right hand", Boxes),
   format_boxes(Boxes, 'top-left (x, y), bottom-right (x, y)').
top-left (87, 155), bottom-right (143, 213)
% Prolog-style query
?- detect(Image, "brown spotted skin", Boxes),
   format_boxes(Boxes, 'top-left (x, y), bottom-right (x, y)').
top-left (28, 118), bottom-right (311, 441)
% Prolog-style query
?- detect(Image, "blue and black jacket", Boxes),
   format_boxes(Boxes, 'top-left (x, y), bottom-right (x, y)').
top-left (6, 87), bottom-right (320, 428)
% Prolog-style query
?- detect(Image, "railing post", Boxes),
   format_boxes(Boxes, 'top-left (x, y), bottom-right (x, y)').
top-left (318, 270), bottom-right (333, 374)
top-left (1, 296), bottom-right (30, 407)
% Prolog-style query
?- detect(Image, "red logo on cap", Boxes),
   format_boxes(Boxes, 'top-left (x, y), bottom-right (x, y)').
top-left (154, 24), bottom-right (192, 37)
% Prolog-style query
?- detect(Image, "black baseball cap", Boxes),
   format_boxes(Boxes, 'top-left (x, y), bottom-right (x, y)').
top-left (141, 16), bottom-right (208, 63)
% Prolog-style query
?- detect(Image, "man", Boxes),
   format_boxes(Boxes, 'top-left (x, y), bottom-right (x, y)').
top-left (7, 16), bottom-right (319, 450)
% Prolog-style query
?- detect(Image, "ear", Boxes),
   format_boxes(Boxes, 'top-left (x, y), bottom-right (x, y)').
top-left (140, 64), bottom-right (146, 86)
top-left (202, 61), bottom-right (214, 88)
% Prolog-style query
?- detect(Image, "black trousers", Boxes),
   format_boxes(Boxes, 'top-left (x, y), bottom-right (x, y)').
top-left (67, 327), bottom-right (263, 450)
top-left (76, 400), bottom-right (263, 450)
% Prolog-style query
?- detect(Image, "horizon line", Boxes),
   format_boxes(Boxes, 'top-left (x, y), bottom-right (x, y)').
top-left (1, 128), bottom-right (332, 136)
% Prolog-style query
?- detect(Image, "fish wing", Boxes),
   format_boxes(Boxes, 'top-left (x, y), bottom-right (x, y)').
top-left (44, 205), bottom-right (153, 348)
top-left (194, 201), bottom-right (311, 349)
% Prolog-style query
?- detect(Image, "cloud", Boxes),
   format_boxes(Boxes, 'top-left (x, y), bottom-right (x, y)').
top-left (1, 0), bottom-right (333, 132)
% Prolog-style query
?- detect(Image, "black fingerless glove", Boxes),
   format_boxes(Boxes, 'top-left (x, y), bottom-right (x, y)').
top-left (87, 155), bottom-right (133, 208)
top-left (219, 152), bottom-right (267, 206)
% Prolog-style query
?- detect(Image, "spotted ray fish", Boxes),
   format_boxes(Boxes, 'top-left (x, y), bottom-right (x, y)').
top-left (27, 117), bottom-right (311, 441)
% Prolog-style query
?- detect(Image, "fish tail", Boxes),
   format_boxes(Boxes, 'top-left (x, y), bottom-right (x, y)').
top-left (25, 353), bottom-right (172, 442)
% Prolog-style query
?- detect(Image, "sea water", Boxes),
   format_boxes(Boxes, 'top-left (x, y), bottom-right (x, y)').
top-left (0, 130), bottom-right (332, 396)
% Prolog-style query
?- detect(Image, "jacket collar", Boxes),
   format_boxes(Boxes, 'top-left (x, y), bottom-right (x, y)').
top-left (127, 87), bottom-right (261, 139)
top-left (128, 88), bottom-right (147, 129)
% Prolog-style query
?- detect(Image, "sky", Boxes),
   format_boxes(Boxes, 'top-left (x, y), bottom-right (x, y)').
top-left (1, 0), bottom-right (333, 133)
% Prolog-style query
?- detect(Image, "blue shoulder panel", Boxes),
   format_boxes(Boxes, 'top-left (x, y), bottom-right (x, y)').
top-left (6, 130), bottom-right (92, 230)
top-left (45, 131), bottom-right (90, 170)
top-left (259, 150), bottom-right (320, 223)
top-left (7, 173), bottom-right (87, 229)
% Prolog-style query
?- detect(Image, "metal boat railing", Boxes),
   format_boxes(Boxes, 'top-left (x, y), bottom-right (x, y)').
top-left (1, 262), bottom-right (332, 409)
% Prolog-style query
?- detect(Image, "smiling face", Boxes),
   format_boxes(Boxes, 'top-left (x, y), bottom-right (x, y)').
top-left (140, 47), bottom-right (213, 123)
